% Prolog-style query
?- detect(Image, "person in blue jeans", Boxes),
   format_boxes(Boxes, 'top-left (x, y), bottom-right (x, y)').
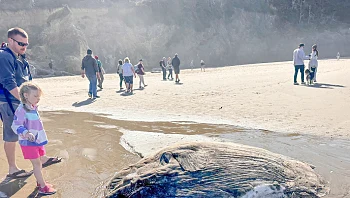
top-left (81, 49), bottom-right (100, 99)
top-left (292, 43), bottom-right (310, 85)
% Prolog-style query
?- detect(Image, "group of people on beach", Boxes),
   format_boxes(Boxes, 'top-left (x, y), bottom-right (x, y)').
top-left (159, 54), bottom-right (181, 83)
top-left (116, 57), bottom-right (147, 94)
top-left (0, 27), bottom-right (61, 195)
top-left (190, 59), bottom-right (206, 72)
top-left (0, 25), bottom-right (332, 197)
top-left (293, 43), bottom-right (319, 85)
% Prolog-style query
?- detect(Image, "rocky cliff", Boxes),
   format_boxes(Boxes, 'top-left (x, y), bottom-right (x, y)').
top-left (0, 0), bottom-right (349, 74)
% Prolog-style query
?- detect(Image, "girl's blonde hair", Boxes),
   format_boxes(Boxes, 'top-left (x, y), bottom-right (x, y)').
top-left (19, 82), bottom-right (42, 104)
top-left (124, 57), bottom-right (130, 63)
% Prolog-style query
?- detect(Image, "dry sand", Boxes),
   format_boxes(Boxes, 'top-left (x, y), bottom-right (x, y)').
top-left (38, 59), bottom-right (350, 139)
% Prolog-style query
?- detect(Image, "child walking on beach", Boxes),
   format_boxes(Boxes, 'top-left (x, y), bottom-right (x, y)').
top-left (11, 82), bottom-right (56, 195)
top-left (167, 57), bottom-right (173, 80)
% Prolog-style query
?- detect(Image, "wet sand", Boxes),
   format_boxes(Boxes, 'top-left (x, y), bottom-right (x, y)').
top-left (1, 111), bottom-right (349, 197)
top-left (0, 112), bottom-right (140, 198)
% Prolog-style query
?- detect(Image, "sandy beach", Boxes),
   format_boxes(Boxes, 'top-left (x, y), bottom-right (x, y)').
top-left (1, 59), bottom-right (350, 197)
top-left (38, 59), bottom-right (350, 138)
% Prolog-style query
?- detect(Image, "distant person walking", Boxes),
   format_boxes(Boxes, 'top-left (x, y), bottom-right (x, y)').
top-left (48, 59), bottom-right (53, 70)
top-left (190, 60), bottom-right (194, 71)
top-left (95, 55), bottom-right (105, 90)
top-left (200, 60), bottom-right (206, 72)
top-left (337, 52), bottom-right (340, 60)
top-left (116, 59), bottom-right (124, 90)
top-left (160, 57), bottom-right (167, 80)
top-left (122, 57), bottom-right (136, 94)
top-left (21, 54), bottom-right (32, 81)
top-left (172, 53), bottom-right (181, 83)
top-left (81, 49), bottom-right (100, 99)
top-left (308, 44), bottom-right (319, 82)
top-left (167, 57), bottom-right (173, 80)
top-left (293, 43), bottom-right (309, 85)
top-left (136, 59), bottom-right (147, 89)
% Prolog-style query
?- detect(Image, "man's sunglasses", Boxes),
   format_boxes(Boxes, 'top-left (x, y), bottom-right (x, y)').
top-left (11, 38), bottom-right (29, 47)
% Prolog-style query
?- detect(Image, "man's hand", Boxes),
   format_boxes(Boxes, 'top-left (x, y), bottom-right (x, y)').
top-left (9, 87), bottom-right (21, 101)
top-left (25, 132), bottom-right (35, 142)
top-left (81, 73), bottom-right (85, 78)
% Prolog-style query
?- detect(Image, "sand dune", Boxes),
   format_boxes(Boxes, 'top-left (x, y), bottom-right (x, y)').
top-left (37, 59), bottom-right (350, 139)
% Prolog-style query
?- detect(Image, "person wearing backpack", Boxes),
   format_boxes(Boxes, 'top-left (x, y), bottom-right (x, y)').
top-left (136, 59), bottom-right (147, 89)
top-left (1, 28), bottom-right (61, 180)
top-left (0, 27), bottom-right (34, 178)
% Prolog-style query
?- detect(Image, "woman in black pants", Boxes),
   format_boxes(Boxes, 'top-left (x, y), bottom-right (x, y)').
top-left (116, 59), bottom-right (124, 90)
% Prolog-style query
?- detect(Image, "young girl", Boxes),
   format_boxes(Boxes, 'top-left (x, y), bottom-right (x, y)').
top-left (11, 82), bottom-right (56, 195)
top-left (167, 57), bottom-right (173, 80)
top-left (309, 44), bottom-right (318, 82)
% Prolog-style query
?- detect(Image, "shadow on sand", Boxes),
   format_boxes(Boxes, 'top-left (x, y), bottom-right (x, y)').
top-left (27, 187), bottom-right (44, 198)
top-left (120, 92), bottom-right (135, 97)
top-left (116, 90), bottom-right (124, 93)
top-left (72, 98), bottom-right (96, 107)
top-left (0, 176), bottom-right (31, 197)
top-left (133, 88), bottom-right (145, 91)
top-left (308, 83), bottom-right (345, 89)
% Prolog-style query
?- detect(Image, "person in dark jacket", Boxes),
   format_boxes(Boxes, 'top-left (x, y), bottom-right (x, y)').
top-left (136, 59), bottom-right (147, 89)
top-left (172, 53), bottom-right (181, 83)
top-left (81, 49), bottom-right (100, 99)
top-left (0, 27), bottom-right (33, 178)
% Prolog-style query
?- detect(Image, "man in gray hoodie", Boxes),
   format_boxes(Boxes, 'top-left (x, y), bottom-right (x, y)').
top-left (81, 49), bottom-right (100, 99)
top-left (293, 43), bottom-right (310, 85)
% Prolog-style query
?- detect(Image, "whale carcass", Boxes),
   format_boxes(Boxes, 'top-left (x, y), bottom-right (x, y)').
top-left (104, 142), bottom-right (329, 198)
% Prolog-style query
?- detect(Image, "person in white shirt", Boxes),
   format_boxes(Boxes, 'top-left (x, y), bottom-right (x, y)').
top-left (293, 43), bottom-right (310, 85)
top-left (122, 57), bottom-right (136, 94)
top-left (167, 57), bottom-right (173, 80)
top-left (308, 44), bottom-right (318, 82)
top-left (337, 52), bottom-right (340, 60)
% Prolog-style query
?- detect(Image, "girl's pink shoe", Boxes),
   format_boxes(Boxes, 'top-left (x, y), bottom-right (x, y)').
top-left (36, 182), bottom-right (53, 188)
top-left (38, 184), bottom-right (56, 195)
